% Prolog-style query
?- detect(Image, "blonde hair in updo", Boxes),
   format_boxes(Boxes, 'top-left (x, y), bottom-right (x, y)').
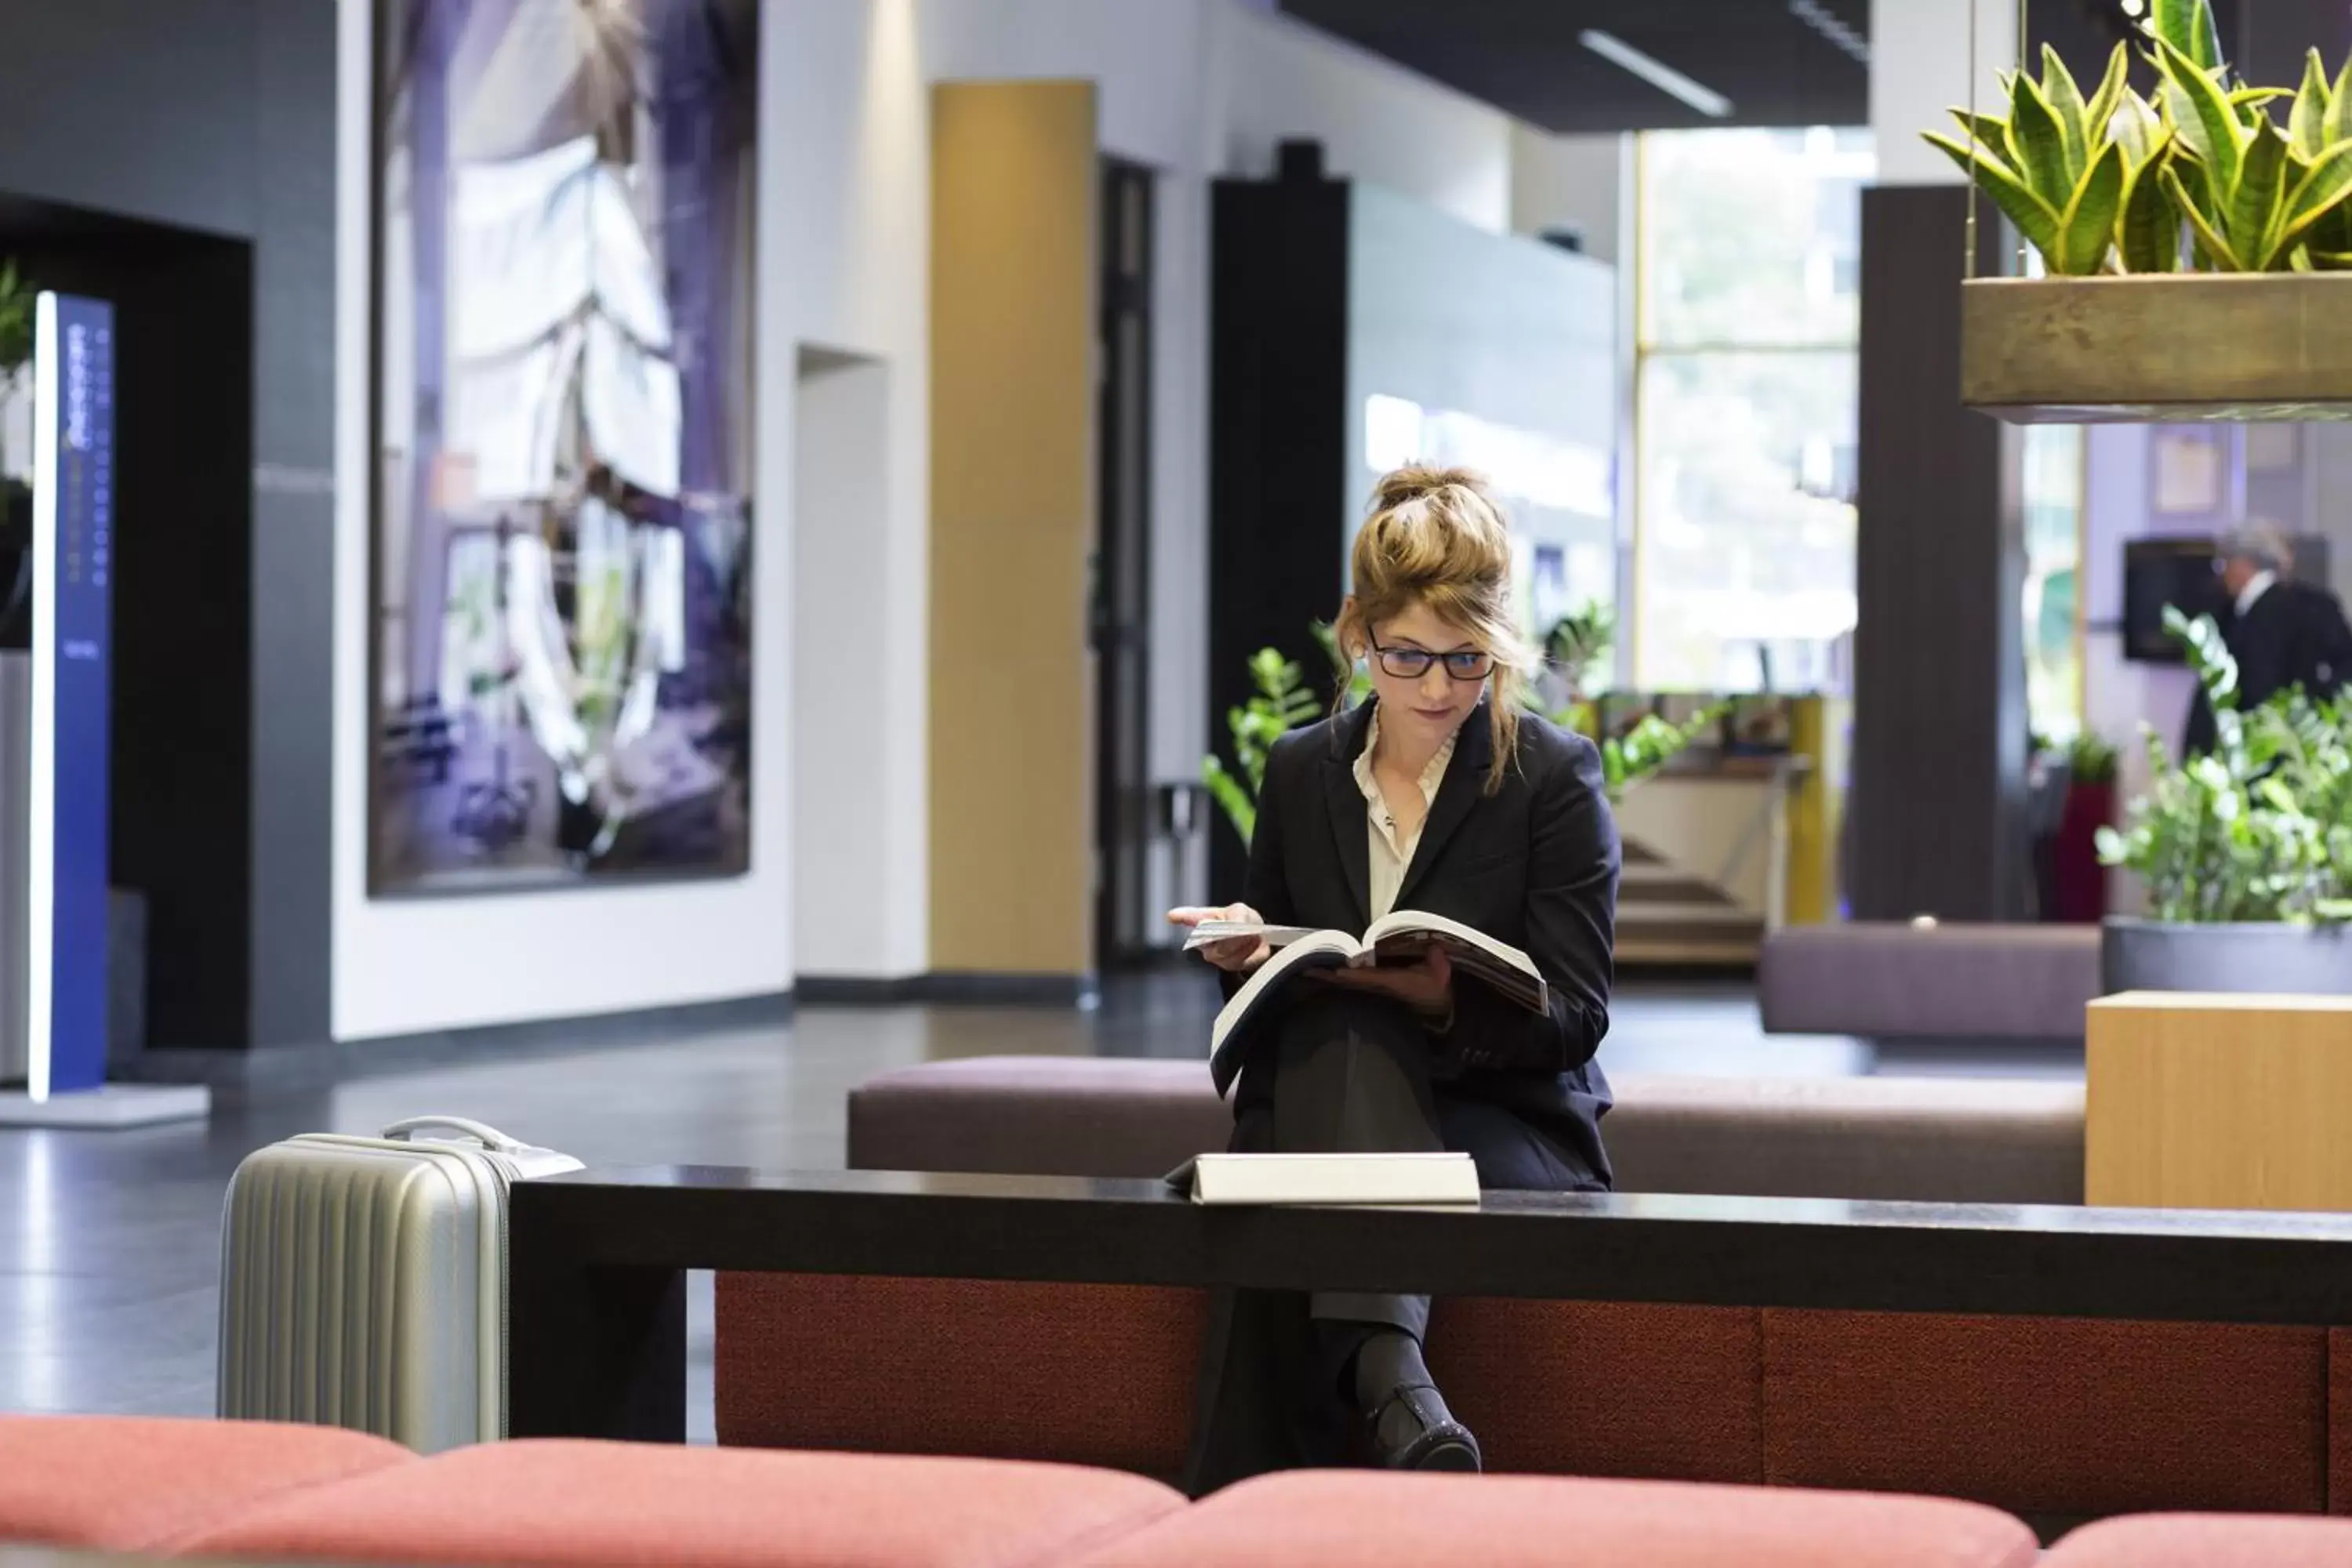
top-left (1331, 464), bottom-right (1531, 795)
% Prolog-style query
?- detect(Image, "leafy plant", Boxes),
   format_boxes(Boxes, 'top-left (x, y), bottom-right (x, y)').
top-left (1308, 619), bottom-right (1373, 707)
top-left (1919, 0), bottom-right (2352, 276)
top-left (2067, 731), bottom-right (2120, 786)
top-left (1585, 704), bottom-right (1728, 797)
top-left (1922, 42), bottom-right (2165, 274)
top-left (2095, 606), bottom-right (2352, 923)
top-left (2148, 27), bottom-right (2352, 272)
top-left (1543, 603), bottom-right (1616, 699)
top-left (1202, 647), bottom-right (1322, 848)
top-left (0, 261), bottom-right (31, 379)
top-left (2288, 48), bottom-right (2352, 267)
top-left (2151, 0), bottom-right (2225, 78)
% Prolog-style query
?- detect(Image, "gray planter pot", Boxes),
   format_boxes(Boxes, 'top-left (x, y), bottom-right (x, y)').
top-left (2101, 916), bottom-right (2352, 996)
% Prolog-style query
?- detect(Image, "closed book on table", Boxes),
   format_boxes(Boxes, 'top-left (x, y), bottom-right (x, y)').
top-left (1167, 1151), bottom-right (1481, 1206)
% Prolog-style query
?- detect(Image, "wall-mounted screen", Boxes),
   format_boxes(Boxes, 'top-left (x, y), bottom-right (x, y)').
top-left (370, 0), bottom-right (758, 895)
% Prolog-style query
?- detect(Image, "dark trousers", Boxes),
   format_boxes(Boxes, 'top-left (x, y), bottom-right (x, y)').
top-left (1181, 991), bottom-right (1601, 1494)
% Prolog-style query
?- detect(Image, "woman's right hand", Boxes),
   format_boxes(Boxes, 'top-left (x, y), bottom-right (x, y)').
top-left (1166, 903), bottom-right (1269, 974)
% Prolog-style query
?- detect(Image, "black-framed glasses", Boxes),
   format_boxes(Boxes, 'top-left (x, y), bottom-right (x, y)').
top-left (1367, 637), bottom-right (1494, 682)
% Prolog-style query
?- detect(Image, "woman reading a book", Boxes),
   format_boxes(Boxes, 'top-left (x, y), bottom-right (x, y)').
top-left (1167, 464), bottom-right (1618, 1490)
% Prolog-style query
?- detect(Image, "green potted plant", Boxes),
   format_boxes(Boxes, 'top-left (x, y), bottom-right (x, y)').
top-left (2094, 606), bottom-right (2352, 991)
top-left (1200, 647), bottom-right (1323, 850)
top-left (1541, 601), bottom-right (1616, 702)
top-left (1926, 0), bottom-right (2352, 418)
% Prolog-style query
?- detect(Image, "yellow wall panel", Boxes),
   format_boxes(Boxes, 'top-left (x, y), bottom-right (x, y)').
top-left (928, 81), bottom-right (1098, 975)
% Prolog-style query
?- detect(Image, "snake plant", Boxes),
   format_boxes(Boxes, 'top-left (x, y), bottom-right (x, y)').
top-left (2289, 48), bottom-right (2352, 267)
top-left (1923, 43), bottom-right (2185, 275)
top-left (1923, 0), bottom-right (2352, 277)
top-left (2151, 31), bottom-right (2352, 271)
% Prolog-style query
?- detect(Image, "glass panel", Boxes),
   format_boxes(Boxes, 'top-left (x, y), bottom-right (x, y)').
top-left (2022, 423), bottom-right (2085, 742)
top-left (1636, 349), bottom-right (1858, 692)
top-left (1641, 126), bottom-right (1875, 350)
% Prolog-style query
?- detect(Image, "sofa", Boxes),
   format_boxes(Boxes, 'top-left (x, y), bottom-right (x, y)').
top-left (710, 1054), bottom-right (2352, 1532)
top-left (845, 1054), bottom-right (2089, 1203)
top-left (5, 1413), bottom-right (2351, 1566)
top-left (1758, 922), bottom-right (2103, 1044)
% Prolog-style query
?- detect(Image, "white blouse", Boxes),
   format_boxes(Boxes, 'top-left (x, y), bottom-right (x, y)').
top-left (1351, 710), bottom-right (1457, 920)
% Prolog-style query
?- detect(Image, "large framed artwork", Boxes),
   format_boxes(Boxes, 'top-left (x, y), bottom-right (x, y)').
top-left (371, 0), bottom-right (757, 894)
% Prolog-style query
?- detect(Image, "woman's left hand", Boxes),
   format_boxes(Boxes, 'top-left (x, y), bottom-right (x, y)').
top-left (1312, 942), bottom-right (1453, 1020)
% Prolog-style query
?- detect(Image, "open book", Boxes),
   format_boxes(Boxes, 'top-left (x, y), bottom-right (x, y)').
top-left (1203, 910), bottom-right (1548, 1096)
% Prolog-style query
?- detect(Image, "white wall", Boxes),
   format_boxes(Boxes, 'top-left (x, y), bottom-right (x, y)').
top-left (1871, 0), bottom-right (2016, 185)
top-left (332, 0), bottom-right (1543, 1033)
top-left (791, 352), bottom-right (902, 975)
top-left (2081, 423), bottom-right (2166, 917)
top-left (1212, 3), bottom-right (1513, 232)
top-left (1509, 128), bottom-right (1630, 264)
top-left (768, 0), bottom-right (932, 986)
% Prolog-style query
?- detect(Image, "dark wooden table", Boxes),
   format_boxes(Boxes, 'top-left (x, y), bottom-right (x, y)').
top-left (507, 1166), bottom-right (2352, 1443)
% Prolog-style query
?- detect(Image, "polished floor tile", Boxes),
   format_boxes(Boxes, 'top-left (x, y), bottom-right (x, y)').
top-left (0, 973), bottom-right (2075, 1432)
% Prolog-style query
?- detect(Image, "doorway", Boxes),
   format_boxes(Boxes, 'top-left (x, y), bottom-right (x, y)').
top-left (0, 195), bottom-right (252, 1054)
top-left (1094, 159), bottom-right (1155, 966)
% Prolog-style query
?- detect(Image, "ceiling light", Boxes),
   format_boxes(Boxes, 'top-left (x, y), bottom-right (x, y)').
top-left (1578, 29), bottom-right (1735, 119)
top-left (1789, 0), bottom-right (1871, 65)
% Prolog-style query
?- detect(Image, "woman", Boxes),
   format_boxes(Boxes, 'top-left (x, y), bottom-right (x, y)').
top-left (1167, 465), bottom-right (1619, 1490)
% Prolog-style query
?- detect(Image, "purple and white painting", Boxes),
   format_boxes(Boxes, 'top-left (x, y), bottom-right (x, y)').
top-left (372, 0), bottom-right (757, 893)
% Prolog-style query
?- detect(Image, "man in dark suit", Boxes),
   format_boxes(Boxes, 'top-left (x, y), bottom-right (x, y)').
top-left (2183, 524), bottom-right (2352, 754)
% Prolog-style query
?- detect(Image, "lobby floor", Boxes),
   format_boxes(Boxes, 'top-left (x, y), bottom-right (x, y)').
top-left (0, 974), bottom-right (2081, 1435)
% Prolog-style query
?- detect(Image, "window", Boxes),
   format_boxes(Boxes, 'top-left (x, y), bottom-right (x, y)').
top-left (2021, 425), bottom-right (2085, 742)
top-left (1634, 127), bottom-right (1874, 691)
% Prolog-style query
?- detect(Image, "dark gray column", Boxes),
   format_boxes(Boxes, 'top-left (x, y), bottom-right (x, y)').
top-left (2238, 0), bottom-right (2352, 101)
top-left (247, 0), bottom-right (339, 1047)
top-left (0, 0), bottom-right (337, 1049)
top-left (1848, 186), bottom-right (2027, 924)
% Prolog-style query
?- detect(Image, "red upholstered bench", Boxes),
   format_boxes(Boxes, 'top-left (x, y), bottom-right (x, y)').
top-left (24, 1413), bottom-right (2350, 1567)
top-left (0, 1414), bottom-right (2048, 1568)
top-left (0, 1414), bottom-right (412, 1556)
top-left (1069, 1470), bottom-right (2039, 1568)
top-left (181, 1439), bottom-right (1187, 1568)
top-left (2043, 1513), bottom-right (2352, 1566)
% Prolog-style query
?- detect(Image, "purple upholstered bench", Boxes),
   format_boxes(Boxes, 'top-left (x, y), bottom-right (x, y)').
top-left (848, 1055), bottom-right (2085, 1204)
top-left (1759, 923), bottom-right (2102, 1044)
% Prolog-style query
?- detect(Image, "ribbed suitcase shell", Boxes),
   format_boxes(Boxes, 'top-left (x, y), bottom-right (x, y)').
top-left (216, 1120), bottom-right (578, 1453)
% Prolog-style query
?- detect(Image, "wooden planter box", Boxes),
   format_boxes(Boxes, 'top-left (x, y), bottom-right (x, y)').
top-left (1962, 273), bottom-right (2352, 422)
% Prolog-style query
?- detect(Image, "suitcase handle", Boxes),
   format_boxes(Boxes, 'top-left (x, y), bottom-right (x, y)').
top-left (381, 1116), bottom-right (528, 1153)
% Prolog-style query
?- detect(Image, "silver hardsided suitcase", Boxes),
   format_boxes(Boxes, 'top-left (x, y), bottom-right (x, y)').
top-left (217, 1116), bottom-right (583, 1453)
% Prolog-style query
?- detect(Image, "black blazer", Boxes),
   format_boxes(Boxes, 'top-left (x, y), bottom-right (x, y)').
top-left (2184, 581), bottom-right (2352, 753)
top-left (1232, 699), bottom-right (1621, 1183)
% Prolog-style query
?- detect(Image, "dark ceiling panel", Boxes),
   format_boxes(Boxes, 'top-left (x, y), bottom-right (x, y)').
top-left (1279, 0), bottom-right (1871, 133)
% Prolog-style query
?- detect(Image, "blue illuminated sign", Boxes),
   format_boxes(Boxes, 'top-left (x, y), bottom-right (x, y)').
top-left (29, 293), bottom-right (113, 1101)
